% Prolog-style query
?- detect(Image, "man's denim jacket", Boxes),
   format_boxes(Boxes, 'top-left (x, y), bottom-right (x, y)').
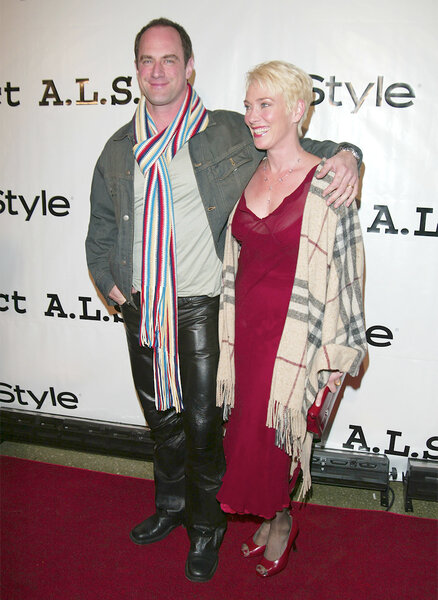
top-left (85, 109), bottom-right (351, 306)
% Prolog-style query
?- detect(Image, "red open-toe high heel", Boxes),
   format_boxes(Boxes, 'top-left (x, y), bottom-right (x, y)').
top-left (241, 532), bottom-right (266, 558)
top-left (256, 516), bottom-right (298, 578)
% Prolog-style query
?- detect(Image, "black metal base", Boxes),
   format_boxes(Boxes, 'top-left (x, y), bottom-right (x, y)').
top-left (0, 407), bottom-right (153, 460)
top-left (403, 458), bottom-right (438, 512)
top-left (311, 447), bottom-right (394, 507)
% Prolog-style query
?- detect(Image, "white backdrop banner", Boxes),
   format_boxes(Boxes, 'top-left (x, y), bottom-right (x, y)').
top-left (1, 0), bottom-right (437, 478)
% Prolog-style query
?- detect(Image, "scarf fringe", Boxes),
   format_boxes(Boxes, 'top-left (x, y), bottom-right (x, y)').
top-left (153, 346), bottom-right (183, 413)
top-left (216, 378), bottom-right (235, 420)
top-left (268, 400), bottom-right (313, 500)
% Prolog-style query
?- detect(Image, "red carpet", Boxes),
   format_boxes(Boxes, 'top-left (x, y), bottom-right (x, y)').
top-left (1, 456), bottom-right (437, 600)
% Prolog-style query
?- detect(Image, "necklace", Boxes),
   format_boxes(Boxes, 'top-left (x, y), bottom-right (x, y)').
top-left (262, 156), bottom-right (301, 208)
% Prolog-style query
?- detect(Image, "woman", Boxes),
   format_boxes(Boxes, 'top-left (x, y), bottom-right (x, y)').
top-left (216, 61), bottom-right (367, 578)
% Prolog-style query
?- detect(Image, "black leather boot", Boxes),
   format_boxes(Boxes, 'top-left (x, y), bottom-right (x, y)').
top-left (185, 524), bottom-right (227, 582)
top-left (130, 509), bottom-right (185, 544)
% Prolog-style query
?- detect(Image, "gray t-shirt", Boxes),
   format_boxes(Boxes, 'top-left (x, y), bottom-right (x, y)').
top-left (132, 142), bottom-right (222, 297)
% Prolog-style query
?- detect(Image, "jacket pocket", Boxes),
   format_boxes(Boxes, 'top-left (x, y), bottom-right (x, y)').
top-left (203, 145), bottom-right (254, 182)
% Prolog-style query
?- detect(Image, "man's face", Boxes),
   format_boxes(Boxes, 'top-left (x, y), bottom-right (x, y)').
top-left (136, 26), bottom-right (194, 112)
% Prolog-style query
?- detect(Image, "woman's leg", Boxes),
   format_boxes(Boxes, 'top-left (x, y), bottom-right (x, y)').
top-left (256, 509), bottom-right (294, 576)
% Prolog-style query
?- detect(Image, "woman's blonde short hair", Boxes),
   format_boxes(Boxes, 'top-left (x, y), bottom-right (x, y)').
top-left (246, 60), bottom-right (314, 136)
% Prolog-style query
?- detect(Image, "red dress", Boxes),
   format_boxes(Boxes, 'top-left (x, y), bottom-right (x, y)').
top-left (217, 166), bottom-right (317, 519)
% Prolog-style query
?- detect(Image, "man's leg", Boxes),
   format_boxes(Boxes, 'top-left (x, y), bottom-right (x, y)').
top-left (177, 296), bottom-right (227, 582)
top-left (121, 300), bottom-right (185, 544)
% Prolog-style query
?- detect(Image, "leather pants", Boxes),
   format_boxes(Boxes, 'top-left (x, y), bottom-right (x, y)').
top-left (121, 295), bottom-right (227, 539)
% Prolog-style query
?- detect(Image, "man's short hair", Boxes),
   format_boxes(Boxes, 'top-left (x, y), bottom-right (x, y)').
top-left (134, 17), bottom-right (193, 65)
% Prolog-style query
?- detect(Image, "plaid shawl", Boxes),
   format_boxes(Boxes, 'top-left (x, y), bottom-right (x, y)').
top-left (217, 165), bottom-right (367, 497)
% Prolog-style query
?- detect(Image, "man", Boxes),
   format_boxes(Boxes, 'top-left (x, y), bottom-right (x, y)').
top-left (86, 17), bottom-right (362, 582)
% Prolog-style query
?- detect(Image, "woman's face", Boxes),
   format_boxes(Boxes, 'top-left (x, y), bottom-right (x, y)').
top-left (244, 82), bottom-right (293, 151)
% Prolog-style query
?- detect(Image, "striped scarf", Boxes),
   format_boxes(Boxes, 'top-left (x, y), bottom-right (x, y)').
top-left (133, 84), bottom-right (208, 412)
